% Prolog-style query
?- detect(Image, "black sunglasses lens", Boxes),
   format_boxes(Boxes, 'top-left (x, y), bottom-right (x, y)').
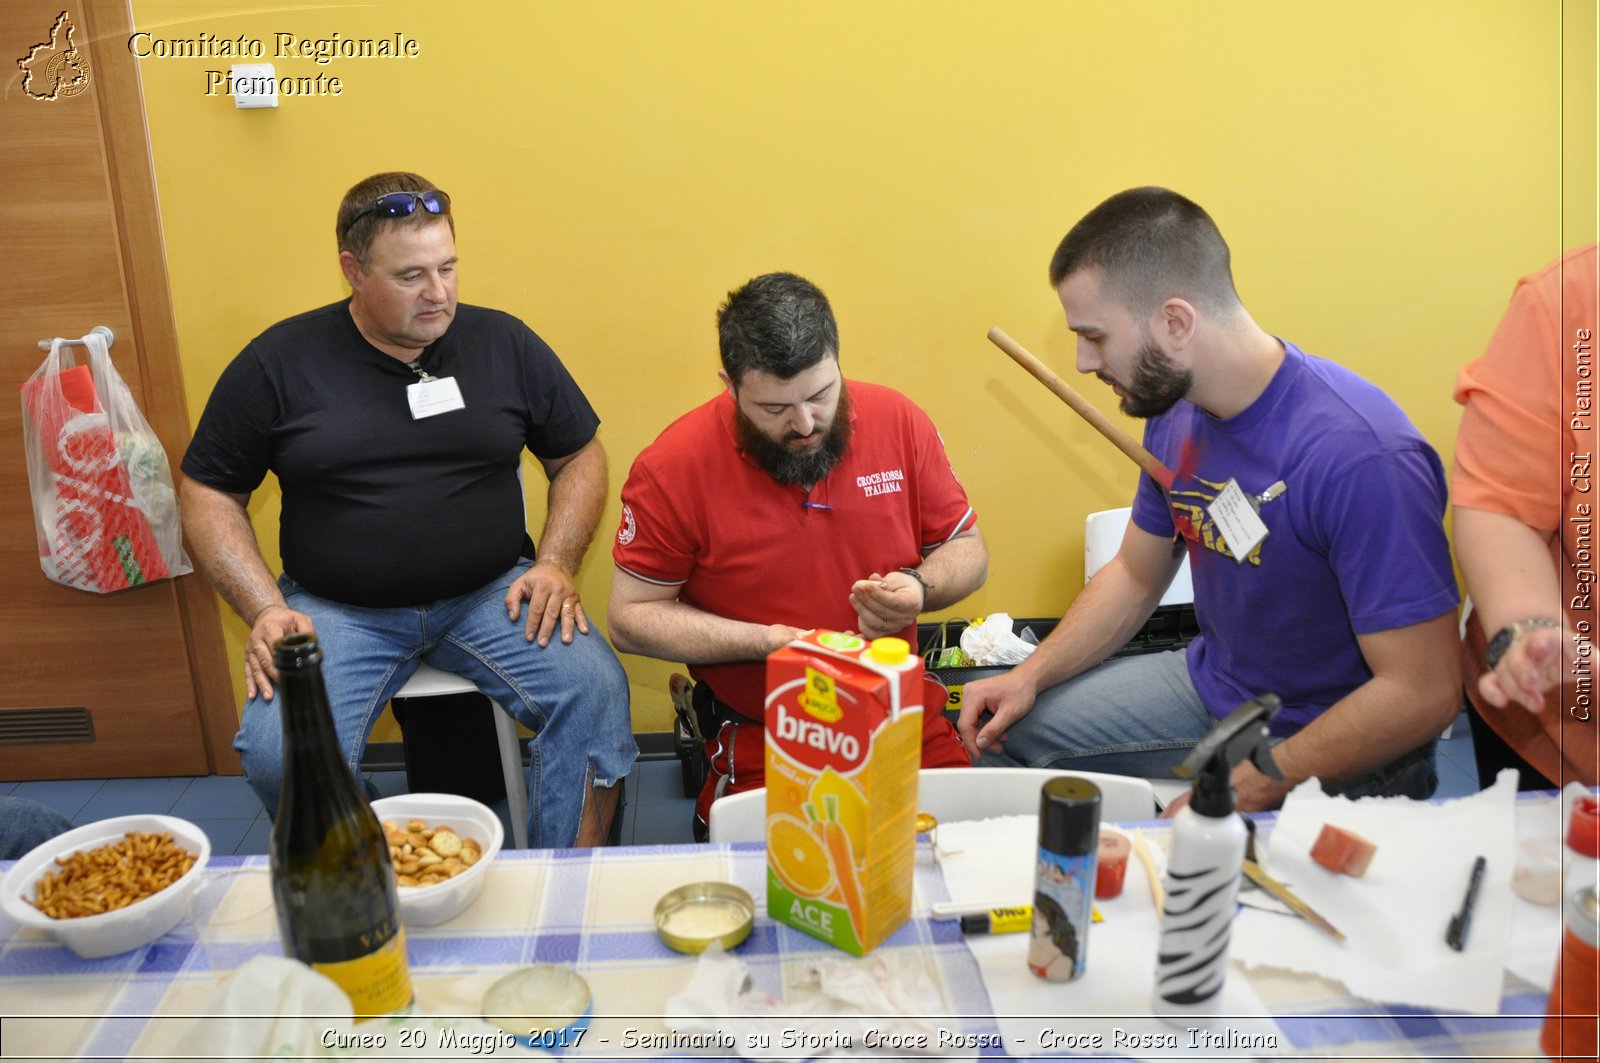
top-left (420, 190), bottom-right (451, 215)
top-left (371, 192), bottom-right (420, 219)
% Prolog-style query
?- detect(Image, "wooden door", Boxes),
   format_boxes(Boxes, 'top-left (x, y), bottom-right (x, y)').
top-left (0, 0), bottom-right (237, 778)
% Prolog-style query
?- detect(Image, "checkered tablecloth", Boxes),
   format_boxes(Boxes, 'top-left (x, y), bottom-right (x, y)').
top-left (0, 835), bottom-right (1554, 1060)
top-left (1, 842), bottom-right (999, 1060)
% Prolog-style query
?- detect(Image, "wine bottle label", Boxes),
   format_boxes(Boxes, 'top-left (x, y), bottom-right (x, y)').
top-left (311, 927), bottom-right (413, 1018)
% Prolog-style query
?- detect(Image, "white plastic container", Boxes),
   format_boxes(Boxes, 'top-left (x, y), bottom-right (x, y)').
top-left (0, 814), bottom-right (211, 959)
top-left (371, 793), bottom-right (503, 926)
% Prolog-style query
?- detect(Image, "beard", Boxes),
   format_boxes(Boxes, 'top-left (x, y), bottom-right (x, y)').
top-left (733, 383), bottom-right (854, 487)
top-left (1113, 339), bottom-right (1192, 418)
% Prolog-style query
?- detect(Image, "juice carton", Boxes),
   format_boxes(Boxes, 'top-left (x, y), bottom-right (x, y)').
top-left (765, 630), bottom-right (922, 955)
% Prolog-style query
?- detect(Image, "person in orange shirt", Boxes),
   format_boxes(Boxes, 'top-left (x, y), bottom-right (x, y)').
top-left (1453, 243), bottom-right (1599, 789)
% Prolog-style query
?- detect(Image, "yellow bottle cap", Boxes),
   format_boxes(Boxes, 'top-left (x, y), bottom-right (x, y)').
top-left (868, 637), bottom-right (910, 664)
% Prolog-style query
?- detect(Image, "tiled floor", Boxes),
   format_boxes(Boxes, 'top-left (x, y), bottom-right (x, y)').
top-left (2, 718), bottom-right (1483, 858)
top-left (1434, 714), bottom-right (1482, 799)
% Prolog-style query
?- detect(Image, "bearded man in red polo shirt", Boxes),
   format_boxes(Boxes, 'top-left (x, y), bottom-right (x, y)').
top-left (609, 272), bottom-right (988, 839)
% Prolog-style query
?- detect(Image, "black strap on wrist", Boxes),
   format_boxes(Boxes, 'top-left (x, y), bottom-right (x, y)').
top-left (899, 566), bottom-right (932, 609)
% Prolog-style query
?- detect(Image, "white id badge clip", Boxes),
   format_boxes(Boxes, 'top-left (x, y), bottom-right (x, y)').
top-left (407, 376), bottom-right (465, 419)
top-left (1207, 478), bottom-right (1269, 563)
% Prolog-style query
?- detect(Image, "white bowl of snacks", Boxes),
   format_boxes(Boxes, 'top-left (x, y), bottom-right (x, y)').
top-left (0, 814), bottom-right (211, 959)
top-left (371, 793), bottom-right (503, 927)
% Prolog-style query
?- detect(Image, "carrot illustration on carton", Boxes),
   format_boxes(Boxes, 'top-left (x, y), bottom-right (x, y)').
top-left (764, 631), bottom-right (922, 955)
top-left (817, 795), bottom-right (866, 944)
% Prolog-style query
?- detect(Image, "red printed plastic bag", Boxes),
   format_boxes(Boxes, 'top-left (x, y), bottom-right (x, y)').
top-left (18, 334), bottom-right (192, 592)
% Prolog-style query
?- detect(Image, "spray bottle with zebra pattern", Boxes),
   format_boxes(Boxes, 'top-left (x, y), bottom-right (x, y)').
top-left (1153, 694), bottom-right (1282, 1019)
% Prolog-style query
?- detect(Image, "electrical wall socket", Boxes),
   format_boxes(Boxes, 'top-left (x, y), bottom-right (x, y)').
top-left (232, 64), bottom-right (278, 109)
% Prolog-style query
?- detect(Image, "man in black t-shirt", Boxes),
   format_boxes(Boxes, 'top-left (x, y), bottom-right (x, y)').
top-left (181, 172), bottom-right (636, 848)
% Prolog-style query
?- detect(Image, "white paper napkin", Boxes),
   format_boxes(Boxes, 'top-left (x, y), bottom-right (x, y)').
top-left (1231, 769), bottom-right (1518, 1013)
top-left (160, 955), bottom-right (351, 1061)
top-left (663, 945), bottom-right (955, 1062)
top-left (931, 814), bottom-right (1037, 906)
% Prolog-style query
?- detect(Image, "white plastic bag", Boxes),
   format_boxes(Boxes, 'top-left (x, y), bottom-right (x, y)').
top-left (158, 955), bottom-right (351, 1061)
top-left (18, 333), bottom-right (191, 592)
top-left (959, 612), bottom-right (1039, 666)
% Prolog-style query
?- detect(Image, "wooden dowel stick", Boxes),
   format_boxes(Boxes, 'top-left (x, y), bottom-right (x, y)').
top-left (987, 327), bottom-right (1174, 486)
top-left (1132, 827), bottom-right (1166, 913)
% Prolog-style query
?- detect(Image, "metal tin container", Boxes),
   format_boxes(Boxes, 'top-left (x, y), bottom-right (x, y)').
top-left (654, 881), bottom-right (755, 953)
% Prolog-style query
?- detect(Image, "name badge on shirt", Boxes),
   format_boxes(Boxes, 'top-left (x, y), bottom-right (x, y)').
top-left (1206, 478), bottom-right (1269, 563)
top-left (407, 376), bottom-right (465, 419)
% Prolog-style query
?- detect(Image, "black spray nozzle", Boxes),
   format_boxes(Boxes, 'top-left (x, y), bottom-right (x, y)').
top-left (1171, 694), bottom-right (1283, 817)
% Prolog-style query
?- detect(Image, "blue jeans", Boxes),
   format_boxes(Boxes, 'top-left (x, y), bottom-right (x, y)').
top-left (0, 796), bottom-right (77, 861)
top-left (234, 563), bottom-right (637, 848)
top-left (980, 648), bottom-right (1438, 800)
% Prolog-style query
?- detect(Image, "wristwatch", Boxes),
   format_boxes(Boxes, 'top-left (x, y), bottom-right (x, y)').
top-left (1485, 617), bottom-right (1561, 670)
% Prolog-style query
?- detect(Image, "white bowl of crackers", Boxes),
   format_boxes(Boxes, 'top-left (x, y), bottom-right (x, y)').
top-left (0, 814), bottom-right (211, 959)
top-left (371, 793), bottom-right (502, 927)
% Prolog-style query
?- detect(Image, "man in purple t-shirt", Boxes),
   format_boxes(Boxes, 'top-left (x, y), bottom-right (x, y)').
top-left (957, 188), bottom-right (1460, 812)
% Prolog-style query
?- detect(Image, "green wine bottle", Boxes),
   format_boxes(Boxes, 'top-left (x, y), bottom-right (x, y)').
top-left (269, 632), bottom-right (413, 1018)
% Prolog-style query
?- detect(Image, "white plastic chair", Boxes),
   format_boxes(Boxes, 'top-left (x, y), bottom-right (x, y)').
top-left (390, 663), bottom-right (531, 849)
top-left (707, 767), bottom-right (1158, 843)
top-left (1085, 506), bottom-right (1193, 606)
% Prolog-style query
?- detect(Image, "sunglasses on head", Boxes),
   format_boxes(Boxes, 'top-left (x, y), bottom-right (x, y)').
top-left (346, 189), bottom-right (451, 230)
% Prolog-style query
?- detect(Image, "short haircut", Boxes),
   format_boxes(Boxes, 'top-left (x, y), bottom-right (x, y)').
top-left (1048, 187), bottom-right (1239, 317)
top-left (336, 171), bottom-right (454, 266)
top-left (717, 272), bottom-right (840, 383)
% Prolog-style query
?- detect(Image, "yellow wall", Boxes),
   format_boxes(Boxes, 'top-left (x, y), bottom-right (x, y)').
top-left (130, 0), bottom-right (1595, 733)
